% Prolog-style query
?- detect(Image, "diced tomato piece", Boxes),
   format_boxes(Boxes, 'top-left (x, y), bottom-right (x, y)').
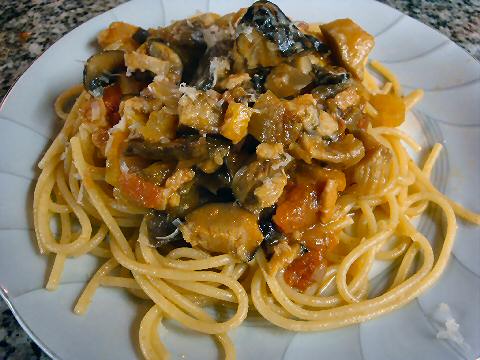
top-left (284, 226), bottom-right (338, 292)
top-left (103, 84), bottom-right (122, 126)
top-left (284, 247), bottom-right (326, 292)
top-left (109, 112), bottom-right (121, 125)
top-left (118, 172), bottom-right (164, 209)
top-left (273, 183), bottom-right (321, 233)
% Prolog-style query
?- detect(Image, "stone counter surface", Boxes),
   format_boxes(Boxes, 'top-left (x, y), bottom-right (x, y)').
top-left (0, 0), bottom-right (479, 359)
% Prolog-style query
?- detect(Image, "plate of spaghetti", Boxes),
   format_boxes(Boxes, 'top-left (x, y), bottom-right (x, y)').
top-left (1, 0), bottom-right (479, 359)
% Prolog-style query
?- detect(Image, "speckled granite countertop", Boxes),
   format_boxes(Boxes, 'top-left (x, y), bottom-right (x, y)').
top-left (0, 0), bottom-right (479, 358)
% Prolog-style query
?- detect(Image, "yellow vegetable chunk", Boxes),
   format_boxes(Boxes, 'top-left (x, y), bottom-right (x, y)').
top-left (97, 22), bottom-right (139, 51)
top-left (220, 102), bottom-right (254, 144)
top-left (140, 108), bottom-right (178, 142)
top-left (369, 94), bottom-right (406, 127)
top-left (265, 63), bottom-right (312, 98)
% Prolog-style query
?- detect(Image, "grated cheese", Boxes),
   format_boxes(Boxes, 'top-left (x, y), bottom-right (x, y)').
top-left (209, 56), bottom-right (230, 88)
top-left (432, 303), bottom-right (471, 354)
top-left (254, 170), bottom-right (288, 208)
top-left (178, 82), bottom-right (199, 100)
top-left (76, 182), bottom-right (85, 205)
top-left (202, 24), bottom-right (235, 48)
top-left (271, 153), bottom-right (293, 171)
top-left (91, 100), bottom-right (101, 121)
top-left (120, 162), bottom-right (129, 174)
top-left (236, 24), bottom-right (254, 42)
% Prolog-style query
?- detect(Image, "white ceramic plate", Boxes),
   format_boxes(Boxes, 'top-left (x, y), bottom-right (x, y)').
top-left (1, 0), bottom-right (479, 359)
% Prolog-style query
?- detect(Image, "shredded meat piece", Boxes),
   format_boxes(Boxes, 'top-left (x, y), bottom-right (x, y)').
top-left (119, 96), bottom-right (158, 131)
top-left (178, 90), bottom-right (223, 133)
top-left (333, 87), bottom-right (360, 110)
top-left (232, 152), bottom-right (292, 212)
top-left (249, 92), bottom-right (340, 146)
top-left (256, 143), bottom-right (284, 160)
top-left (218, 73), bottom-right (250, 90)
top-left (254, 170), bottom-right (288, 208)
top-left (305, 110), bottom-right (339, 137)
top-left (248, 91), bottom-right (303, 145)
top-left (268, 241), bottom-right (300, 275)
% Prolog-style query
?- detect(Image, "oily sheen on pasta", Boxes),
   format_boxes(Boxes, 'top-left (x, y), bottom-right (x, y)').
top-left (33, 1), bottom-right (480, 359)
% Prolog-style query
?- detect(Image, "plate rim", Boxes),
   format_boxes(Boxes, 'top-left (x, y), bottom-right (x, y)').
top-left (0, 288), bottom-right (59, 359)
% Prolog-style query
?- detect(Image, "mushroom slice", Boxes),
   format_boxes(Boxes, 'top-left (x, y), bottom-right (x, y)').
top-left (238, 0), bottom-right (329, 57)
top-left (180, 203), bottom-right (264, 262)
top-left (83, 50), bottom-right (150, 97)
top-left (289, 133), bottom-right (365, 167)
top-left (146, 39), bottom-right (183, 80)
top-left (145, 210), bottom-right (183, 248)
top-left (125, 136), bottom-right (209, 162)
top-left (83, 50), bottom-right (126, 97)
top-left (125, 135), bottom-right (230, 167)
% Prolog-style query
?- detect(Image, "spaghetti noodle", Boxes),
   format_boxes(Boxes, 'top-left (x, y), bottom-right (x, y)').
top-left (33, 2), bottom-right (479, 359)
